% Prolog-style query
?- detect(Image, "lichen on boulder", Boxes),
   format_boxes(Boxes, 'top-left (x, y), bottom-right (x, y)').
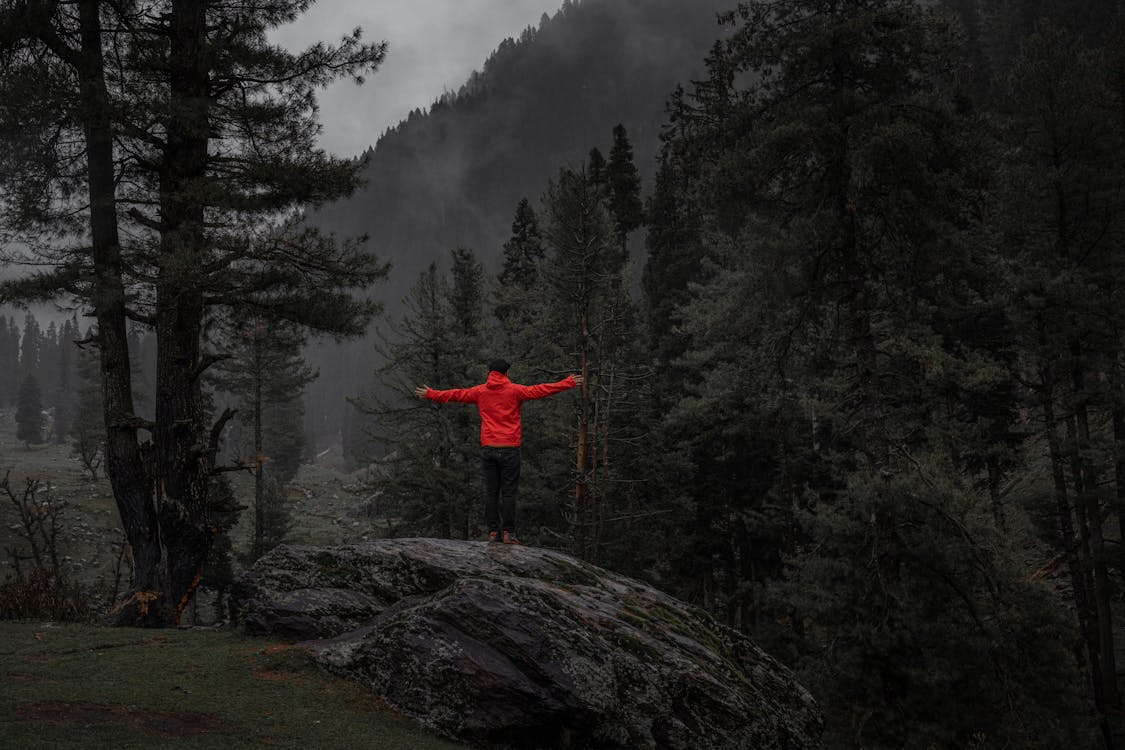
top-left (233, 539), bottom-right (821, 749)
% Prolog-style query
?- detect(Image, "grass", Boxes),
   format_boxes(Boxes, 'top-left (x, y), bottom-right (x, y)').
top-left (0, 416), bottom-right (464, 748)
top-left (0, 621), bottom-right (464, 749)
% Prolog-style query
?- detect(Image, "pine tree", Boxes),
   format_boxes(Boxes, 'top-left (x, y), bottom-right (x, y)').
top-left (71, 338), bottom-right (105, 481)
top-left (495, 199), bottom-right (550, 365)
top-left (605, 123), bottom-right (644, 257)
top-left (641, 150), bottom-right (704, 393)
top-left (360, 258), bottom-right (483, 540)
top-left (213, 315), bottom-right (315, 562)
top-left (51, 318), bottom-right (77, 444)
top-left (18, 313), bottom-right (40, 393)
top-left (199, 476), bottom-right (237, 622)
top-left (39, 320), bottom-right (59, 424)
top-left (538, 165), bottom-right (639, 560)
top-left (15, 373), bottom-right (43, 447)
top-left (587, 147), bottom-right (607, 194)
top-left (0, 0), bottom-right (387, 627)
top-left (0, 317), bottom-right (16, 409)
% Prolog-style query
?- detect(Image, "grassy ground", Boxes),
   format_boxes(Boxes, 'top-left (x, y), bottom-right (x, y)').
top-left (0, 621), bottom-right (464, 749)
top-left (0, 416), bottom-right (465, 748)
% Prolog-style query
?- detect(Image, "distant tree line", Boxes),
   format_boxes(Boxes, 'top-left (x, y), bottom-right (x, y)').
top-left (364, 1), bottom-right (1125, 748)
top-left (1, 313), bottom-right (102, 457)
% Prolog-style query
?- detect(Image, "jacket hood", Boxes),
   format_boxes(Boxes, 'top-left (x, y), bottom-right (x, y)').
top-left (486, 371), bottom-right (510, 389)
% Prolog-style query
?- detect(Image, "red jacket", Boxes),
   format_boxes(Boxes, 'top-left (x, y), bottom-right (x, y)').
top-left (426, 371), bottom-right (577, 446)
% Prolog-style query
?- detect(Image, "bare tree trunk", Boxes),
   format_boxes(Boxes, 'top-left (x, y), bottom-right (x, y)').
top-left (68, 0), bottom-right (161, 625)
top-left (1113, 404), bottom-right (1125, 576)
top-left (1040, 355), bottom-right (1107, 741)
top-left (986, 455), bottom-right (1007, 532)
top-left (572, 240), bottom-right (591, 559)
top-left (121, 0), bottom-right (216, 626)
top-left (1071, 350), bottom-right (1120, 713)
top-left (593, 358), bottom-right (617, 563)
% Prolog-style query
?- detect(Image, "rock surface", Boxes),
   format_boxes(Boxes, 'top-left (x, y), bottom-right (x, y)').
top-left (233, 539), bottom-right (821, 750)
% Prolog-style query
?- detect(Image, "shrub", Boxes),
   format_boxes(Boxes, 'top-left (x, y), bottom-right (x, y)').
top-left (0, 568), bottom-right (94, 622)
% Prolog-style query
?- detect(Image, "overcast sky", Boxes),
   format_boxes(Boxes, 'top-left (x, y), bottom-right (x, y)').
top-left (270, 0), bottom-right (564, 157)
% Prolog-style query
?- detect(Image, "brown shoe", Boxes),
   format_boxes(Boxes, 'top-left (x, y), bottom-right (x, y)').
top-left (488, 531), bottom-right (500, 543)
top-left (502, 531), bottom-right (521, 545)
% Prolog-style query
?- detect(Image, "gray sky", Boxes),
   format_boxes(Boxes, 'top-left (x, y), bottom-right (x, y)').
top-left (270, 0), bottom-right (564, 157)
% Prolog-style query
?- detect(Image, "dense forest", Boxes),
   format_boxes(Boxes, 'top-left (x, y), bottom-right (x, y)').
top-left (334, 0), bottom-right (1125, 746)
top-left (2, 0), bottom-right (1125, 748)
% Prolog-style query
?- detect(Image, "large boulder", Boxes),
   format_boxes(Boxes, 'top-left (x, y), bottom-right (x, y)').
top-left (233, 539), bottom-right (821, 749)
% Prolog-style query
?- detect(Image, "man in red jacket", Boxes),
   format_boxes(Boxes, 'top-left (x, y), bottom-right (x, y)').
top-left (415, 359), bottom-right (583, 545)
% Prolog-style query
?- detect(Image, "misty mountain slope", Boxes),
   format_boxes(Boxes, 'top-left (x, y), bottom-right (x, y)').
top-left (312, 0), bottom-right (731, 301)
top-left (304, 0), bottom-right (731, 450)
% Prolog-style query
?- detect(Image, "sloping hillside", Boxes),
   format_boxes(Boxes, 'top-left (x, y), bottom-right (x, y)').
top-left (304, 0), bottom-right (731, 451)
top-left (317, 0), bottom-right (729, 284)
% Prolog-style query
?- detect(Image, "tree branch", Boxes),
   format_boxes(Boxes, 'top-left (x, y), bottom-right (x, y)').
top-left (203, 407), bottom-right (237, 465)
top-left (192, 352), bottom-right (232, 381)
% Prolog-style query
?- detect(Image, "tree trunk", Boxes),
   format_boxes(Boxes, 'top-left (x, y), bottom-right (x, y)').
top-left (115, 0), bottom-right (215, 626)
top-left (572, 241), bottom-right (591, 559)
top-left (253, 324), bottom-right (264, 560)
top-left (1113, 404), bottom-right (1125, 577)
top-left (1040, 355), bottom-right (1108, 740)
top-left (73, 0), bottom-right (162, 626)
top-left (986, 455), bottom-right (1007, 532)
top-left (1071, 351), bottom-right (1121, 714)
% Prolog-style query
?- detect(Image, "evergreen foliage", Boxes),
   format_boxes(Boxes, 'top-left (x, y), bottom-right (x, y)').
top-left (0, 0), bottom-right (388, 627)
top-left (993, 16), bottom-right (1125, 736)
top-left (199, 476), bottom-right (238, 622)
top-left (784, 458), bottom-right (1094, 749)
top-left (359, 255), bottom-right (485, 540)
top-left (18, 313), bottom-right (40, 394)
top-left (51, 317), bottom-right (77, 444)
top-left (605, 123), bottom-right (644, 255)
top-left (70, 336), bottom-right (105, 480)
top-left (14, 374), bottom-right (44, 446)
top-left (637, 0), bottom-right (1112, 745)
top-left (213, 314), bottom-right (315, 562)
top-left (0, 317), bottom-right (18, 406)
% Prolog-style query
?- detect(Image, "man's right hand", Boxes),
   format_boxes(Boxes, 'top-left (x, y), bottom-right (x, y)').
top-left (414, 385), bottom-right (429, 399)
top-left (573, 375), bottom-right (585, 387)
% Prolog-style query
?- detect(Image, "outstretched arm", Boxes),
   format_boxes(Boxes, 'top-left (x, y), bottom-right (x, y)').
top-left (416, 384), bottom-right (481, 403)
top-left (516, 374), bottom-right (584, 401)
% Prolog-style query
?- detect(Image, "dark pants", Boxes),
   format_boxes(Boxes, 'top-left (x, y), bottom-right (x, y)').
top-left (481, 446), bottom-right (521, 533)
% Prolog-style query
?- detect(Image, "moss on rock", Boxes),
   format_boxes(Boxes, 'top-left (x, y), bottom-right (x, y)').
top-left (234, 539), bottom-right (822, 749)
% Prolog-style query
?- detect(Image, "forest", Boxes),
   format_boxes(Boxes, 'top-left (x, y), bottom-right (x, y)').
top-left (2, 0), bottom-right (1125, 748)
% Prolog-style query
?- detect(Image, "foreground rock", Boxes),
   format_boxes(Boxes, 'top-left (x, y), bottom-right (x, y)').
top-left (233, 539), bottom-right (821, 750)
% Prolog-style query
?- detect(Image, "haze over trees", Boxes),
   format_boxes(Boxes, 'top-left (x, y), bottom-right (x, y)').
top-left (1, 0), bottom-right (1125, 748)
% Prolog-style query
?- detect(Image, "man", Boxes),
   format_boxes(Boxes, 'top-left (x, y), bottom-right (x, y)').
top-left (415, 359), bottom-right (583, 545)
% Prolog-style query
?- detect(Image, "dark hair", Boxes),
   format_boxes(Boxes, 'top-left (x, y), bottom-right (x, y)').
top-left (488, 358), bottom-right (511, 374)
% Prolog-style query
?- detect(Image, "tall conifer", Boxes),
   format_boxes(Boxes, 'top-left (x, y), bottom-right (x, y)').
top-left (0, 0), bottom-right (388, 626)
top-left (15, 373), bottom-right (43, 446)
